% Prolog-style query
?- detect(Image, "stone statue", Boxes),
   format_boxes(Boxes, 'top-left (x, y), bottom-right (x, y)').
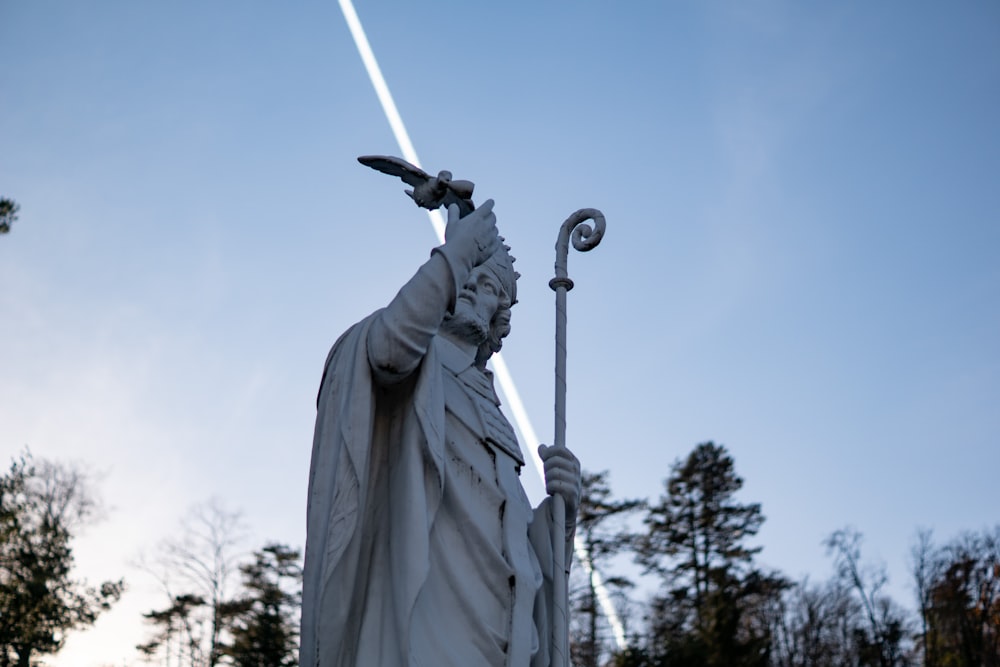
top-left (300, 188), bottom-right (582, 666)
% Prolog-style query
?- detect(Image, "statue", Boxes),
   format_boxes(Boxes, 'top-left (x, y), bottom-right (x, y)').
top-left (300, 159), bottom-right (584, 667)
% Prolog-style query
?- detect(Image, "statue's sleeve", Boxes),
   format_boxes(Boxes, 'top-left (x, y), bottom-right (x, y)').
top-left (302, 318), bottom-right (377, 667)
top-left (367, 251), bottom-right (461, 384)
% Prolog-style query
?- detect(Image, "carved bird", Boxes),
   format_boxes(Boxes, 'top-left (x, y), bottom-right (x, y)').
top-left (358, 155), bottom-right (476, 216)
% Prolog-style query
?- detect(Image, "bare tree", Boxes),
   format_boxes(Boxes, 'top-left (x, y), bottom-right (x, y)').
top-left (137, 498), bottom-right (248, 667)
top-left (910, 528), bottom-right (939, 667)
top-left (769, 577), bottom-right (865, 667)
top-left (825, 528), bottom-right (913, 667)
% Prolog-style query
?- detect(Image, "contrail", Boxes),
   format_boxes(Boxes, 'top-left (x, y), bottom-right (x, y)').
top-left (336, 0), bottom-right (446, 238)
top-left (337, 0), bottom-right (627, 652)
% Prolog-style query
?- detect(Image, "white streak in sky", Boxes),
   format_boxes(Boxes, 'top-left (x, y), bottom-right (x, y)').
top-left (338, 0), bottom-right (627, 652)
top-left (337, 0), bottom-right (446, 241)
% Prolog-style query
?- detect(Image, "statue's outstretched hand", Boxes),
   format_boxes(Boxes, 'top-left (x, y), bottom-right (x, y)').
top-left (539, 444), bottom-right (582, 533)
top-left (444, 199), bottom-right (500, 268)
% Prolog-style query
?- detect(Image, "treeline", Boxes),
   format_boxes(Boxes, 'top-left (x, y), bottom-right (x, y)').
top-left (0, 452), bottom-right (300, 667)
top-left (133, 499), bottom-right (301, 667)
top-left (571, 442), bottom-right (1000, 667)
top-left (4, 447), bottom-right (998, 667)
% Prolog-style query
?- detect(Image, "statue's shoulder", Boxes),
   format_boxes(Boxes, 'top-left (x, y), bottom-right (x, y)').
top-left (317, 311), bottom-right (386, 407)
top-left (329, 309), bottom-right (388, 358)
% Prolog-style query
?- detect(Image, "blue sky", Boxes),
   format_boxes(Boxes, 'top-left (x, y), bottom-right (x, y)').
top-left (2, 2), bottom-right (998, 664)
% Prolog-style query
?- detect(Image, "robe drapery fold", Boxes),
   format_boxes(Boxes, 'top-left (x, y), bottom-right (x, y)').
top-left (301, 313), bottom-right (561, 667)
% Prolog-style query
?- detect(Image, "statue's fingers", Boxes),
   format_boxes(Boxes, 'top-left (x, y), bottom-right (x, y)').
top-left (548, 469), bottom-right (579, 485)
top-left (546, 478), bottom-right (568, 492)
top-left (447, 203), bottom-right (461, 226)
top-left (546, 480), bottom-right (578, 499)
top-left (540, 446), bottom-right (573, 463)
top-left (545, 475), bottom-right (576, 490)
top-left (558, 449), bottom-right (579, 469)
top-left (544, 466), bottom-right (577, 485)
top-left (481, 215), bottom-right (498, 237)
top-left (543, 452), bottom-right (574, 469)
top-left (540, 444), bottom-right (575, 461)
top-left (485, 231), bottom-right (501, 256)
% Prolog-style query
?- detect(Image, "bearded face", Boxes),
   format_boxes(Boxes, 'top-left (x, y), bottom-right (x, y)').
top-left (441, 306), bottom-right (490, 345)
top-left (441, 266), bottom-right (504, 346)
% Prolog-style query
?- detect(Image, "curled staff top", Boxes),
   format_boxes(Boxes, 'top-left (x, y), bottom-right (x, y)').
top-left (550, 208), bottom-right (606, 292)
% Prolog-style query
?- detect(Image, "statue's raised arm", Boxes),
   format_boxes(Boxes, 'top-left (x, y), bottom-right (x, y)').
top-left (366, 200), bottom-right (500, 384)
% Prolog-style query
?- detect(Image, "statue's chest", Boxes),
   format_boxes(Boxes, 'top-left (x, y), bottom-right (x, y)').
top-left (440, 364), bottom-right (532, 541)
top-left (427, 362), bottom-right (539, 666)
top-left (442, 364), bottom-right (524, 469)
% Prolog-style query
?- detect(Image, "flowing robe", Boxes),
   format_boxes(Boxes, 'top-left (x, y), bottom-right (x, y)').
top-left (300, 251), bottom-right (568, 667)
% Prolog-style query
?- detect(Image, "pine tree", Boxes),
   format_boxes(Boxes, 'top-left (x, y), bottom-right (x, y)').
top-left (221, 543), bottom-right (302, 667)
top-left (636, 442), bottom-right (783, 667)
top-left (571, 470), bottom-right (643, 667)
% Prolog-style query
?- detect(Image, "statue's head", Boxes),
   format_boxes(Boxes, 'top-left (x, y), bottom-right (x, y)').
top-left (481, 240), bottom-right (518, 357)
top-left (443, 242), bottom-right (519, 366)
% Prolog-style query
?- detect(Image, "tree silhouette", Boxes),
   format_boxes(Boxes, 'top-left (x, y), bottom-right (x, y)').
top-left (570, 470), bottom-right (643, 667)
top-left (636, 441), bottom-right (784, 667)
top-left (137, 499), bottom-right (247, 667)
top-left (824, 528), bottom-right (912, 667)
top-left (0, 198), bottom-right (18, 234)
top-left (220, 543), bottom-right (302, 667)
top-left (136, 593), bottom-right (209, 666)
top-left (912, 527), bottom-right (1000, 667)
top-left (768, 576), bottom-right (871, 667)
top-left (0, 452), bottom-right (123, 667)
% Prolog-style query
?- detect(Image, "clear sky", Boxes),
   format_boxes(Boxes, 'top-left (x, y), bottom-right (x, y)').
top-left (2, 1), bottom-right (998, 664)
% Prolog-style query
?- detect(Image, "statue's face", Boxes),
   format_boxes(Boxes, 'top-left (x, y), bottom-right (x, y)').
top-left (443, 266), bottom-right (503, 344)
top-left (458, 266), bottom-right (502, 327)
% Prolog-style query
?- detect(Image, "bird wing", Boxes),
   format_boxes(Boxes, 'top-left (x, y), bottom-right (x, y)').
top-left (357, 155), bottom-right (429, 187)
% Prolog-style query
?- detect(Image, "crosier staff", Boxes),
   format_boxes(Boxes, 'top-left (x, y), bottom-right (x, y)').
top-left (548, 208), bottom-right (606, 667)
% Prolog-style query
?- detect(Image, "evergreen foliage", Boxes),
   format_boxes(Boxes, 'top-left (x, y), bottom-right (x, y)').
top-left (0, 198), bottom-right (18, 234)
top-left (635, 441), bottom-right (787, 667)
top-left (136, 502), bottom-right (302, 667)
top-left (220, 543), bottom-right (302, 667)
top-left (0, 453), bottom-right (123, 667)
top-left (571, 470), bottom-right (644, 667)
